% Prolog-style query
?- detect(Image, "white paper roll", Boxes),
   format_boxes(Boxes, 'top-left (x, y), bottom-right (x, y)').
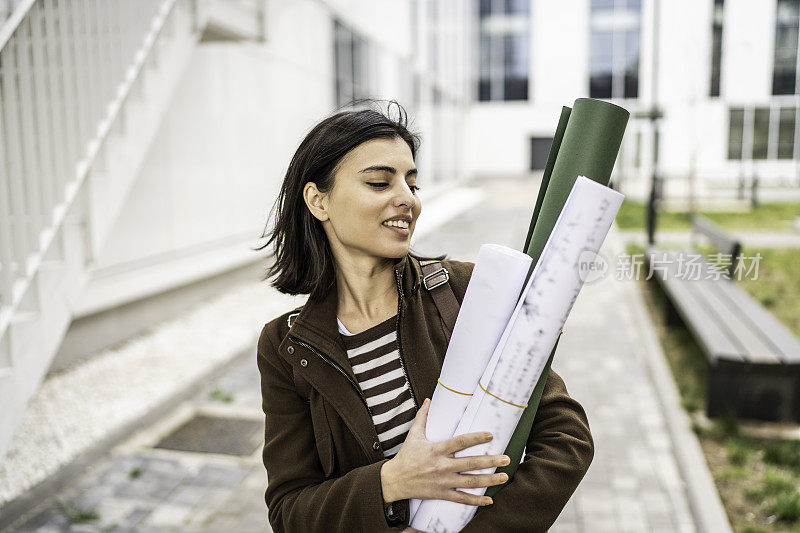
top-left (409, 244), bottom-right (531, 520)
top-left (411, 176), bottom-right (625, 532)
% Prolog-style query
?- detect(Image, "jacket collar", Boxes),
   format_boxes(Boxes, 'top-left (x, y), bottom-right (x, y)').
top-left (286, 254), bottom-right (423, 373)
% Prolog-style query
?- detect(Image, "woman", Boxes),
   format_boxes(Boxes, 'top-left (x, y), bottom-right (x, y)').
top-left (255, 103), bottom-right (594, 532)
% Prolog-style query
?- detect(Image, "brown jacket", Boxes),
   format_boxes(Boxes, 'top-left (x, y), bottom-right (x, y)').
top-left (257, 253), bottom-right (594, 532)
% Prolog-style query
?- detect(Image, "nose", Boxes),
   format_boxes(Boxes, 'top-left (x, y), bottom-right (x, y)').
top-left (393, 182), bottom-right (416, 209)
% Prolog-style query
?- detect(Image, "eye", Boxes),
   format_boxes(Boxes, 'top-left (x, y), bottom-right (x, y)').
top-left (367, 182), bottom-right (389, 189)
top-left (409, 185), bottom-right (421, 193)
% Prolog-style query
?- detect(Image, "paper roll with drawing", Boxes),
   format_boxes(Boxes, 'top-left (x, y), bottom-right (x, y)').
top-left (409, 244), bottom-right (532, 520)
top-left (411, 176), bottom-right (624, 533)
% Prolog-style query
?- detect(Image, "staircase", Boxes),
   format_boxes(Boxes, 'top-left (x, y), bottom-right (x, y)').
top-left (0, 0), bottom-right (264, 463)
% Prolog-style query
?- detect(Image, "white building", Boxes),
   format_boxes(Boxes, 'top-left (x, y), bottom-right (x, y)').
top-left (468, 0), bottom-right (800, 201)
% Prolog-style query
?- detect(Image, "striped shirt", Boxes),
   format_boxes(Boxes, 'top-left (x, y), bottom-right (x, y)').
top-left (338, 314), bottom-right (416, 457)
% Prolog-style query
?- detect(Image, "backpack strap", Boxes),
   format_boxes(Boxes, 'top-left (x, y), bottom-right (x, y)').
top-left (419, 260), bottom-right (459, 343)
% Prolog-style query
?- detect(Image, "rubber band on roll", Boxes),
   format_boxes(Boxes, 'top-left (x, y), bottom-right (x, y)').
top-left (437, 379), bottom-right (472, 396)
top-left (478, 380), bottom-right (528, 408)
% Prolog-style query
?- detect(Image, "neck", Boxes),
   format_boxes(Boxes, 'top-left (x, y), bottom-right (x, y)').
top-left (333, 253), bottom-right (399, 321)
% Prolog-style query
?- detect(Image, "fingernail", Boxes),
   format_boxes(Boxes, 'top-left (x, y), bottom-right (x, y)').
top-left (483, 497), bottom-right (493, 505)
top-left (501, 455), bottom-right (510, 465)
top-left (500, 473), bottom-right (509, 481)
top-left (484, 432), bottom-right (493, 440)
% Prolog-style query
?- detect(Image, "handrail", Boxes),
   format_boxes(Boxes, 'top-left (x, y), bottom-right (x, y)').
top-left (0, 0), bottom-right (35, 52)
top-left (0, 0), bottom-right (180, 335)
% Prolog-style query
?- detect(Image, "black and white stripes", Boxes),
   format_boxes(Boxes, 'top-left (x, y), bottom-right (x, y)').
top-left (338, 315), bottom-right (416, 457)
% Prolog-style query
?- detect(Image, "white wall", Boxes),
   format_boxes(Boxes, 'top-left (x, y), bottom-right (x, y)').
top-left (80, 0), bottom-right (472, 317)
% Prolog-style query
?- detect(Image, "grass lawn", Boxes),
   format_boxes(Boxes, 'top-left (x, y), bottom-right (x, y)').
top-left (628, 244), bottom-right (800, 532)
top-left (616, 201), bottom-right (800, 232)
top-left (737, 247), bottom-right (800, 336)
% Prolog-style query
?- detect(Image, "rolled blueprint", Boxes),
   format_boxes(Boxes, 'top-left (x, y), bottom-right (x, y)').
top-left (410, 176), bottom-right (625, 533)
top-left (409, 244), bottom-right (532, 519)
top-left (489, 98), bottom-right (630, 497)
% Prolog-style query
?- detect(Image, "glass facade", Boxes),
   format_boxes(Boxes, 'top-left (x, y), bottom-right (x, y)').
top-left (710, 0), bottom-right (724, 97)
top-left (478, 0), bottom-right (530, 101)
top-left (772, 0), bottom-right (800, 95)
top-left (589, 0), bottom-right (641, 99)
top-left (778, 107), bottom-right (796, 158)
top-left (334, 20), bottom-right (372, 108)
top-left (728, 106), bottom-right (797, 160)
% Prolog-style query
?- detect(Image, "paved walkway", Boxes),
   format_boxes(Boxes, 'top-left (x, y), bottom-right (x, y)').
top-left (3, 178), bottom-right (713, 532)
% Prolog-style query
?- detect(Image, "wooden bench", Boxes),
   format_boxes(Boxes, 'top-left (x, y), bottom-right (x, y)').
top-left (646, 214), bottom-right (800, 423)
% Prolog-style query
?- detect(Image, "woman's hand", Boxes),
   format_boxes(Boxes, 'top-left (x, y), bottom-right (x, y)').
top-left (380, 398), bottom-right (510, 507)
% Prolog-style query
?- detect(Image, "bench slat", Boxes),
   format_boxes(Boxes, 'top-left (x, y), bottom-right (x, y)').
top-left (692, 214), bottom-right (740, 257)
top-left (649, 249), bottom-right (745, 362)
top-left (717, 281), bottom-right (800, 364)
top-left (692, 278), bottom-right (782, 364)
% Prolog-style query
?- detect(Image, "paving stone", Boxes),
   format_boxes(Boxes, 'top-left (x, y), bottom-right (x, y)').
top-left (189, 463), bottom-right (250, 489)
top-left (141, 503), bottom-right (192, 528)
top-left (122, 505), bottom-right (152, 527)
top-left (164, 484), bottom-right (207, 507)
top-left (75, 484), bottom-right (115, 509)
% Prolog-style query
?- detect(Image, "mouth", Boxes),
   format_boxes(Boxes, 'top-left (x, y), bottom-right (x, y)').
top-left (381, 220), bottom-right (411, 236)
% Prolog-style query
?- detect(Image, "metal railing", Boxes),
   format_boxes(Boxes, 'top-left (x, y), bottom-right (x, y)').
top-left (0, 0), bottom-right (177, 330)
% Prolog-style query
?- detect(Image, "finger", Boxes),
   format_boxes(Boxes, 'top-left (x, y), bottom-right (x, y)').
top-left (441, 489), bottom-right (494, 507)
top-left (440, 430), bottom-right (493, 455)
top-left (451, 454), bottom-right (510, 473)
top-left (445, 472), bottom-right (508, 490)
top-left (407, 397), bottom-right (431, 437)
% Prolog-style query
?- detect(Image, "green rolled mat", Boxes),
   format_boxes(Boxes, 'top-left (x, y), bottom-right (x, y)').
top-left (522, 106), bottom-right (571, 253)
top-left (486, 97), bottom-right (629, 498)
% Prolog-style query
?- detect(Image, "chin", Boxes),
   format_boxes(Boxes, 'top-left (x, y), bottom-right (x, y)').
top-left (380, 243), bottom-right (411, 259)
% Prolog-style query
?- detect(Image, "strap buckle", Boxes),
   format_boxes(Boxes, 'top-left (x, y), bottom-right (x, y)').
top-left (422, 267), bottom-right (449, 290)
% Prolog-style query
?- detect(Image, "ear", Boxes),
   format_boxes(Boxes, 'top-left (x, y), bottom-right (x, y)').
top-left (303, 182), bottom-right (329, 222)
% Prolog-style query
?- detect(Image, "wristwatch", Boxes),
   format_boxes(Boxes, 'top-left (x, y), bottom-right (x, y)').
top-left (384, 501), bottom-right (404, 526)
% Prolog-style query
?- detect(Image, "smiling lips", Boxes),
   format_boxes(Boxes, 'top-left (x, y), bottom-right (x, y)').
top-left (382, 219), bottom-right (410, 229)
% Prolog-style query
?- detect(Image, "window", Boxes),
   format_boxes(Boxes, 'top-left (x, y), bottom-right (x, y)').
top-left (772, 0), bottom-right (800, 95)
top-left (752, 108), bottom-right (770, 159)
top-left (589, 0), bottom-right (641, 99)
top-left (710, 0), bottom-right (724, 97)
top-left (429, 0), bottom-right (438, 77)
top-left (334, 20), bottom-right (371, 107)
top-left (728, 106), bottom-right (797, 160)
top-left (778, 107), bottom-right (796, 158)
top-left (478, 0), bottom-right (530, 101)
top-left (728, 108), bottom-right (744, 160)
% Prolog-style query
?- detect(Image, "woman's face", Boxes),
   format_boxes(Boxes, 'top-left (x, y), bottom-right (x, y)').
top-left (312, 136), bottom-right (421, 263)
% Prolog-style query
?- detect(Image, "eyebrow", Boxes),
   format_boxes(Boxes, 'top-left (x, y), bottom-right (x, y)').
top-left (359, 165), bottom-right (418, 178)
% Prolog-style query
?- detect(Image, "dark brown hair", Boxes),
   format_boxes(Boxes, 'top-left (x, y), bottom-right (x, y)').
top-left (254, 101), bottom-right (443, 301)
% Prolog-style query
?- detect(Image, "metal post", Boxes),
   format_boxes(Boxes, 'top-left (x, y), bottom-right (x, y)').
top-left (648, 0), bottom-right (660, 245)
top-left (647, 174), bottom-right (657, 245)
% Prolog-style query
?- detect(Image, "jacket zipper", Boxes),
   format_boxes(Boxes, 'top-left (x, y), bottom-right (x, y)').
top-left (394, 267), bottom-right (419, 409)
top-left (287, 334), bottom-right (369, 411)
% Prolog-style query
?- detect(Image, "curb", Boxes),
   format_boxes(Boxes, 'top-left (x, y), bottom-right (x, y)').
top-left (607, 226), bottom-right (733, 533)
